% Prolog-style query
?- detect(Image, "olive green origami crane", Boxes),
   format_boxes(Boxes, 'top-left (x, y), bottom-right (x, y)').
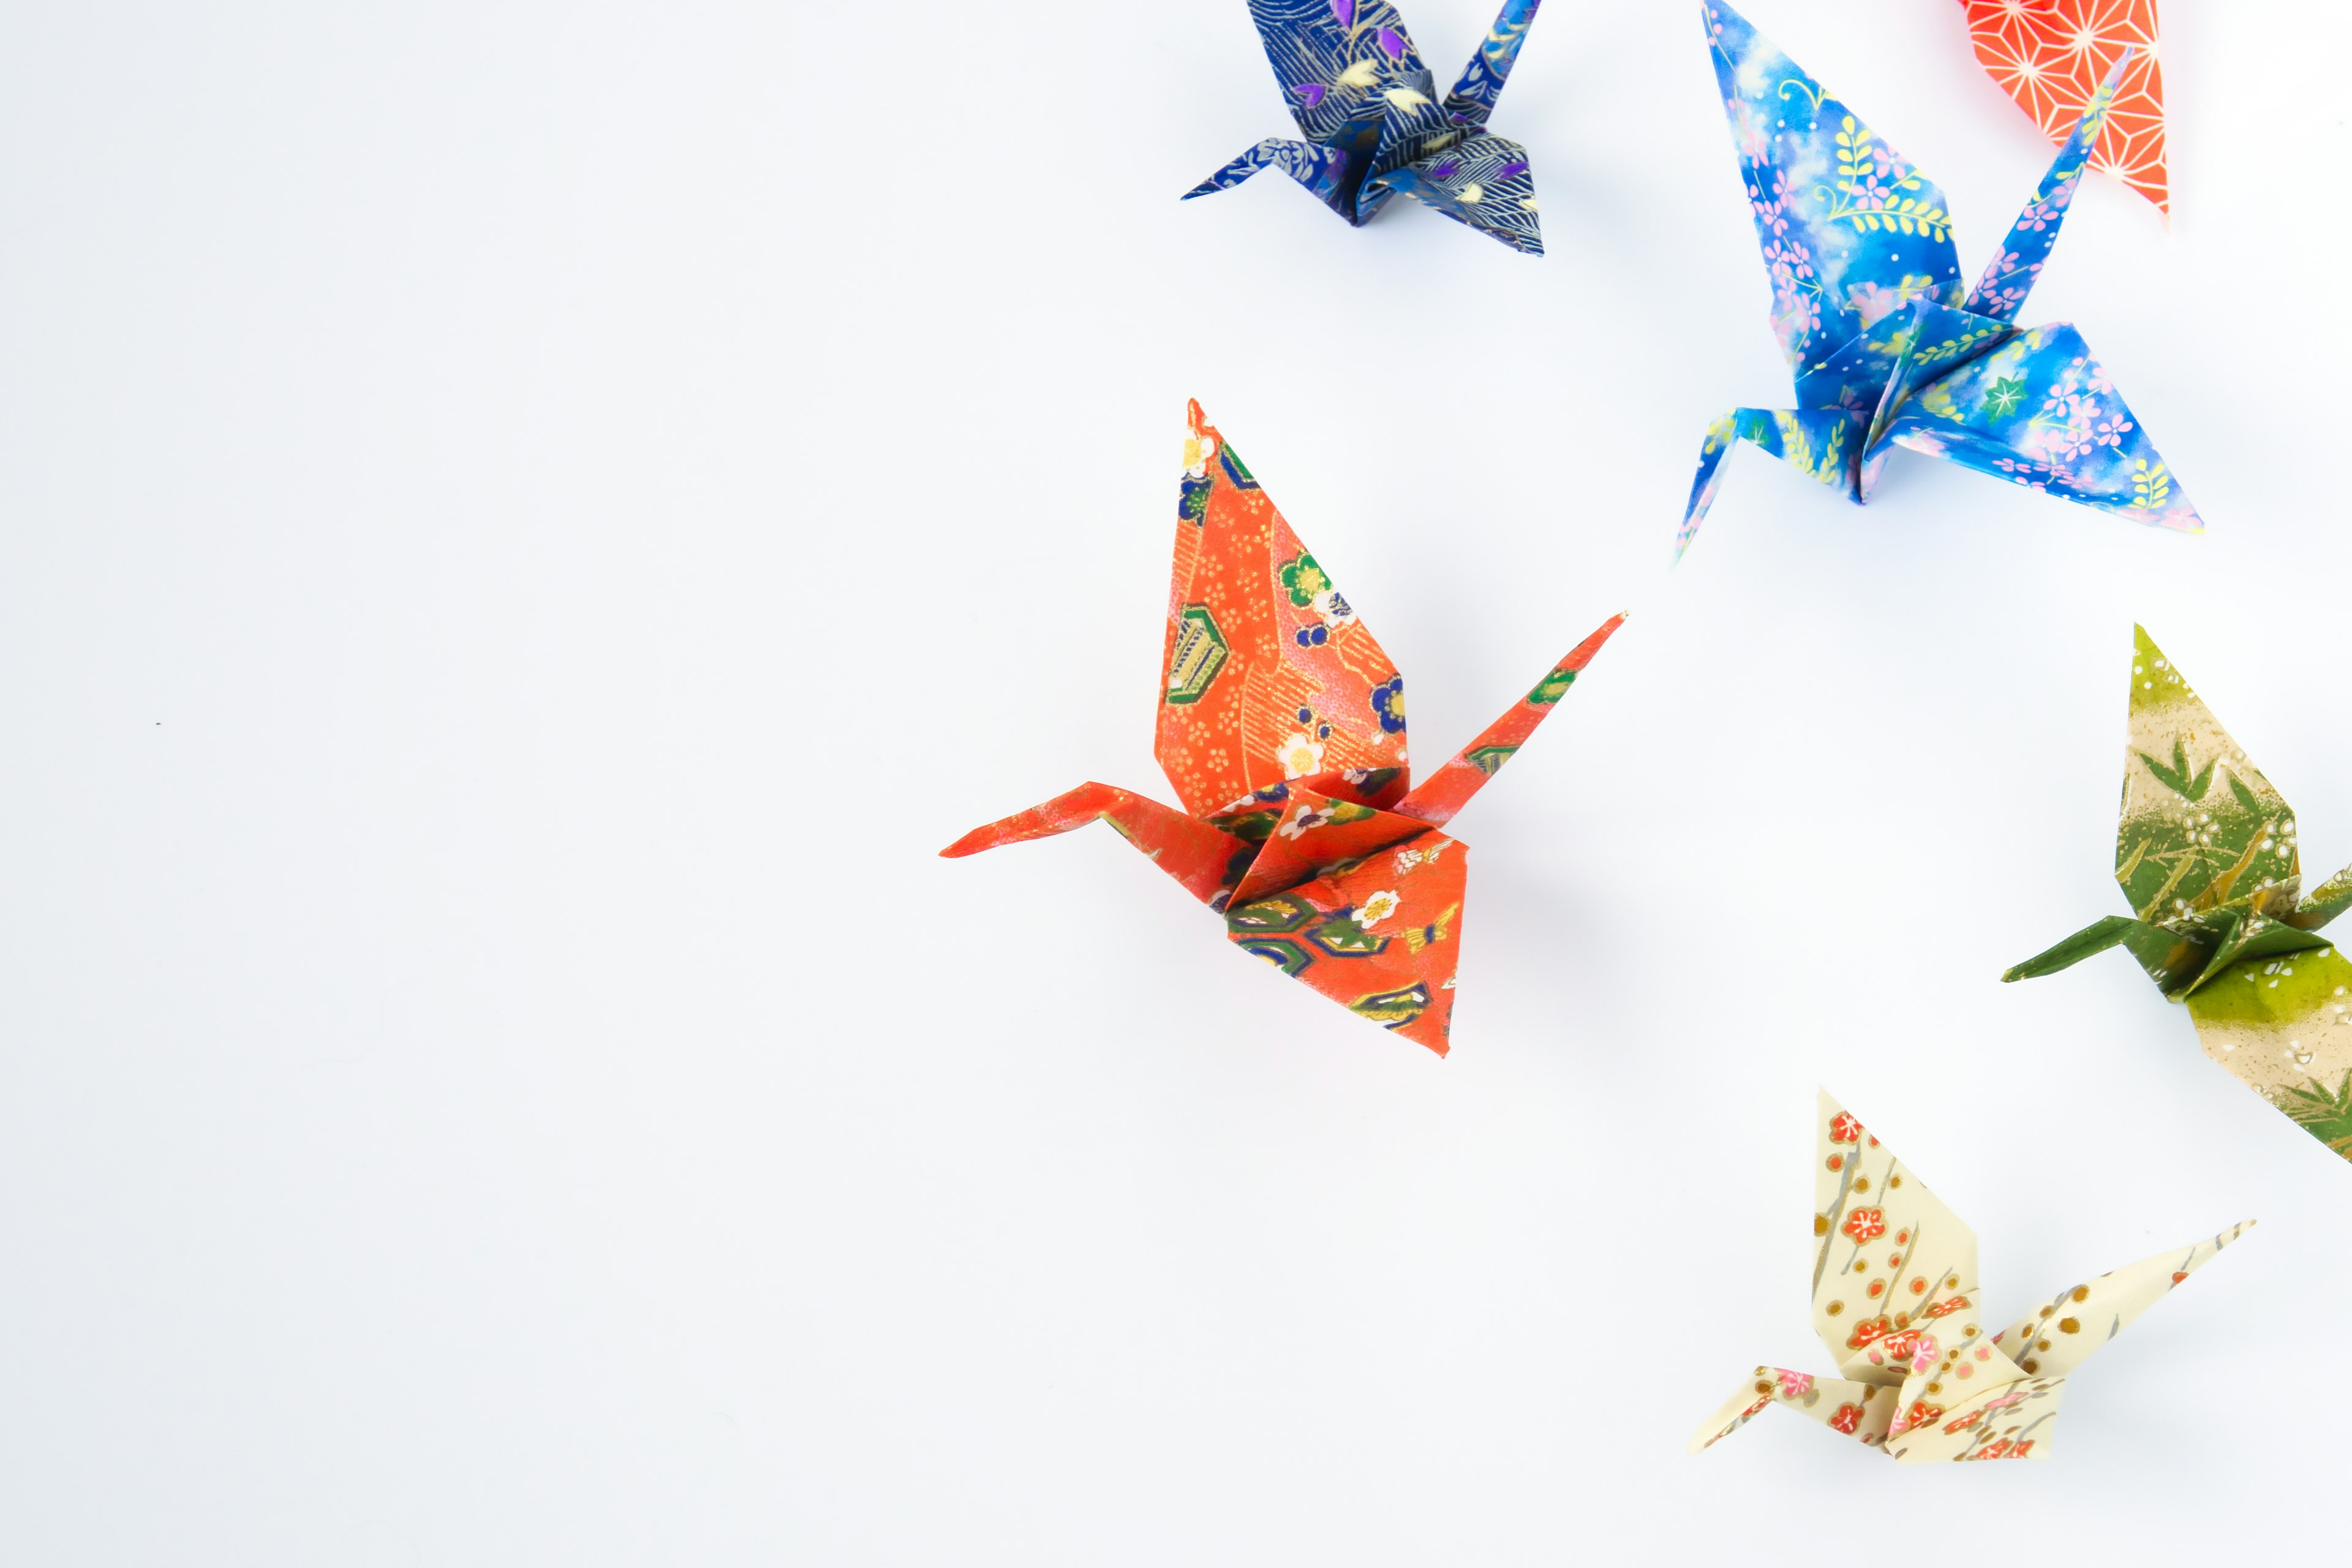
top-left (2005, 627), bottom-right (2352, 1163)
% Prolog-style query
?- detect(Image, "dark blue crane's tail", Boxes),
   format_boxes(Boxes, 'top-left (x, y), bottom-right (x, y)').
top-left (1183, 138), bottom-right (1359, 222)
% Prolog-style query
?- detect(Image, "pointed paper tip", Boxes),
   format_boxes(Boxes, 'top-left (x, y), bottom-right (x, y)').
top-left (1187, 397), bottom-right (1208, 435)
top-left (939, 826), bottom-right (994, 858)
top-left (2174, 1219), bottom-right (2261, 1278)
top-left (1671, 504), bottom-right (1706, 565)
top-left (1575, 612), bottom-right (1631, 660)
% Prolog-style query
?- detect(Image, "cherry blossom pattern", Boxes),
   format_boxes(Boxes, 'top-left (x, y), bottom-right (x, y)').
top-left (1678, 2), bottom-right (2199, 562)
top-left (1690, 1090), bottom-right (2253, 1464)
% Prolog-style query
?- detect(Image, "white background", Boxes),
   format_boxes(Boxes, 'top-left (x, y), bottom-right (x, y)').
top-left (2, 0), bottom-right (2348, 1561)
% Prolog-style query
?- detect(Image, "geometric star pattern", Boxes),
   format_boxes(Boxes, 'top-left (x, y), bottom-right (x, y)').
top-left (1959, 0), bottom-right (2167, 212)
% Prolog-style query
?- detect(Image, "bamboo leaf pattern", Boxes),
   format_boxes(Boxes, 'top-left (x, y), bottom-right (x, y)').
top-left (2009, 627), bottom-right (2352, 1167)
top-left (2138, 737), bottom-right (2215, 801)
top-left (2282, 1072), bottom-right (2352, 1153)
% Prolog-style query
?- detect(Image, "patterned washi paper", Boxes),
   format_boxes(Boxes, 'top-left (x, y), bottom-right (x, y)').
top-left (2008, 627), bottom-right (2352, 1161)
top-left (1691, 1092), bottom-right (2251, 1463)
top-left (943, 401), bottom-right (1623, 1057)
top-left (1185, 0), bottom-right (1547, 253)
top-left (1677, 1), bottom-right (2198, 561)
top-left (1960, 0), bottom-right (2168, 214)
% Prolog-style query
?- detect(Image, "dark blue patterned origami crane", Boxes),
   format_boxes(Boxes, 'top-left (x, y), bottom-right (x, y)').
top-left (1677, 2), bottom-right (2202, 560)
top-left (1185, 0), bottom-right (1545, 255)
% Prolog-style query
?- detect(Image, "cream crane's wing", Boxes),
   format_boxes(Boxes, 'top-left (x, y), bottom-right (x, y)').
top-left (1811, 1092), bottom-right (1988, 1384)
top-left (1991, 1223), bottom-right (2255, 1382)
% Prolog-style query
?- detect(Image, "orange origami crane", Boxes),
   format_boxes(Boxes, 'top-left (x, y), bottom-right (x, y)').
top-left (942, 401), bottom-right (1624, 1056)
top-left (1959, 0), bottom-right (2168, 213)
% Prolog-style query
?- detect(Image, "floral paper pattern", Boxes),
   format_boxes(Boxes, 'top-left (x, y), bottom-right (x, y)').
top-left (1678, 2), bottom-right (2200, 560)
top-left (2006, 627), bottom-right (2352, 1163)
top-left (1690, 1093), bottom-right (2252, 1463)
top-left (941, 401), bottom-right (1624, 1055)
top-left (1184, 0), bottom-right (1547, 254)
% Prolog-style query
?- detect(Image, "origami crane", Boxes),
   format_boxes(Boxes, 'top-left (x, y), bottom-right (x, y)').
top-left (1959, 0), bottom-right (2168, 214)
top-left (942, 401), bottom-right (1623, 1055)
top-left (1691, 1092), bottom-right (2252, 1462)
top-left (2005, 627), bottom-right (2352, 1163)
top-left (1678, 2), bottom-right (2200, 560)
top-left (1184, 0), bottom-right (1546, 255)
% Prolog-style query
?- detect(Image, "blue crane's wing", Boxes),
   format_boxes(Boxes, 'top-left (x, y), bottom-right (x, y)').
top-left (1702, 1), bottom-right (1964, 380)
top-left (1964, 53), bottom-right (2134, 323)
top-left (1866, 307), bottom-right (2202, 534)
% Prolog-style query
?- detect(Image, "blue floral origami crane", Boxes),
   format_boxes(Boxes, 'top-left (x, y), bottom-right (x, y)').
top-left (1185, 0), bottom-right (1545, 255)
top-left (1677, 2), bottom-right (2202, 560)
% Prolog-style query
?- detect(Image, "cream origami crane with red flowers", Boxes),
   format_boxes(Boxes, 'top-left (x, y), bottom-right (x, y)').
top-left (1689, 1093), bottom-right (2252, 1463)
top-left (1959, 0), bottom-right (2169, 214)
top-left (942, 401), bottom-right (1624, 1056)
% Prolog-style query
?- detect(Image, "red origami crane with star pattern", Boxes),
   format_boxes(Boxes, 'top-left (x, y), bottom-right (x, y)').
top-left (941, 400), bottom-right (1623, 1056)
top-left (1959, 0), bottom-right (2168, 213)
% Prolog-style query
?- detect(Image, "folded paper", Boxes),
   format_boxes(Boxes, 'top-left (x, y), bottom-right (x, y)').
top-left (1959, 0), bottom-right (2167, 214)
top-left (2006, 627), bottom-right (2352, 1162)
top-left (1691, 1091), bottom-right (2251, 1463)
top-left (942, 401), bottom-right (1623, 1055)
top-left (1185, 0), bottom-right (1546, 254)
top-left (1678, 2), bottom-right (2198, 560)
